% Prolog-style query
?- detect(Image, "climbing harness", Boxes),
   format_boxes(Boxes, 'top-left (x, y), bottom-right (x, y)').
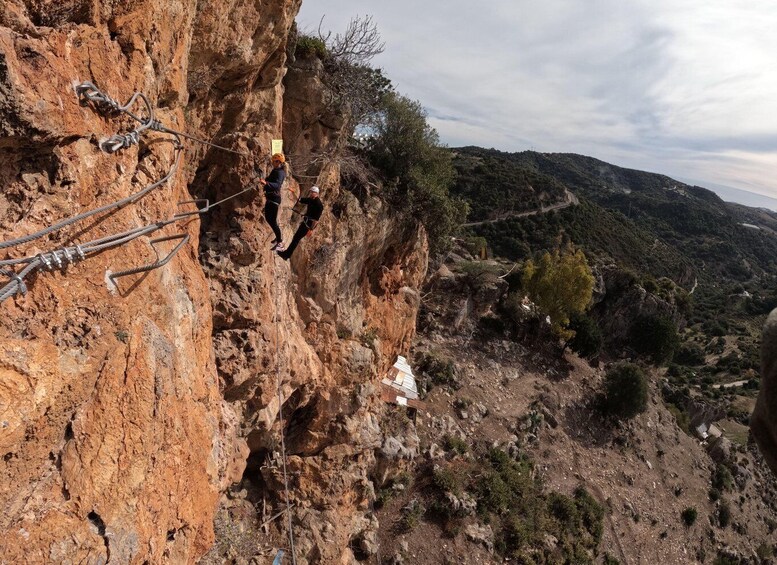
top-left (303, 217), bottom-right (318, 237)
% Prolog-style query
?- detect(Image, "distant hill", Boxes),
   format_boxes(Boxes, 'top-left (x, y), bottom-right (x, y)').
top-left (452, 147), bottom-right (777, 288)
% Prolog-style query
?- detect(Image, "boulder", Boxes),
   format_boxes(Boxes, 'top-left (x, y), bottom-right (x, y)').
top-left (464, 523), bottom-right (494, 553)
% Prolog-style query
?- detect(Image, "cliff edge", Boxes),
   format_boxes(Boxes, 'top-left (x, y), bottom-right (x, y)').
top-left (0, 1), bottom-right (426, 563)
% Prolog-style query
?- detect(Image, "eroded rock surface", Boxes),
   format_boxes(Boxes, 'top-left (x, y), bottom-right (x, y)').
top-left (1, 1), bottom-right (428, 563)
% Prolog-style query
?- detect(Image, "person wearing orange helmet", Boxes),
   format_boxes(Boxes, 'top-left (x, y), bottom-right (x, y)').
top-left (259, 153), bottom-right (286, 250)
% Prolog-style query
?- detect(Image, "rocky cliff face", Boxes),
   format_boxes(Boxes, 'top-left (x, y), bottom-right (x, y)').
top-left (753, 309), bottom-right (777, 476)
top-left (0, 2), bottom-right (425, 563)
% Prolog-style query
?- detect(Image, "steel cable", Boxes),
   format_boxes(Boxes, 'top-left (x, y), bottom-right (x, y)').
top-left (78, 82), bottom-right (253, 157)
top-left (0, 142), bottom-right (182, 251)
top-left (0, 177), bottom-right (262, 303)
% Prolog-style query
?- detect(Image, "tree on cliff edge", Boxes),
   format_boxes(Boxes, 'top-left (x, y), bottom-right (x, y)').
top-left (365, 92), bottom-right (467, 254)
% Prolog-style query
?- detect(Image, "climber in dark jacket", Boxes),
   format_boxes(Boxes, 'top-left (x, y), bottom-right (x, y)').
top-left (277, 186), bottom-right (324, 260)
top-left (259, 153), bottom-right (286, 250)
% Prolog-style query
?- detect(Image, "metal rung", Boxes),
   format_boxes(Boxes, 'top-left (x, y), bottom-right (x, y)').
top-left (173, 199), bottom-right (211, 219)
top-left (108, 233), bottom-right (189, 283)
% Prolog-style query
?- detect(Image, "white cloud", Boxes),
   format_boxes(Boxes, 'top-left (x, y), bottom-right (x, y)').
top-left (297, 1), bottom-right (777, 199)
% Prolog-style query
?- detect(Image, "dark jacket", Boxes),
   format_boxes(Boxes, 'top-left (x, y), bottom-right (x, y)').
top-left (299, 197), bottom-right (324, 221)
top-left (263, 166), bottom-right (286, 196)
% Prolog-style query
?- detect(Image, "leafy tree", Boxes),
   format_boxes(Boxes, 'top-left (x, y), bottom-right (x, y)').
top-left (602, 363), bottom-right (648, 419)
top-left (567, 312), bottom-right (603, 358)
top-left (629, 314), bottom-right (679, 365)
top-left (521, 246), bottom-right (595, 339)
top-left (366, 92), bottom-right (467, 253)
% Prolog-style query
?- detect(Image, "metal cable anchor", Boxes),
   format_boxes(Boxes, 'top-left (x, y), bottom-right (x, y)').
top-left (107, 233), bottom-right (190, 285)
top-left (0, 270), bottom-right (27, 296)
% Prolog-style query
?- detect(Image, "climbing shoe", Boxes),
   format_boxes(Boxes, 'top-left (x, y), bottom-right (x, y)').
top-left (270, 241), bottom-right (283, 251)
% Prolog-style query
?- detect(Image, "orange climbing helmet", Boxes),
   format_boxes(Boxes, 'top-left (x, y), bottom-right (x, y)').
top-left (272, 153), bottom-right (286, 164)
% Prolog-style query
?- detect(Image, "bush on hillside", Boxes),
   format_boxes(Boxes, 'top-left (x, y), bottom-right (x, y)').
top-left (415, 351), bottom-right (459, 392)
top-left (674, 342), bottom-right (706, 365)
top-left (567, 312), bottom-right (603, 358)
top-left (717, 500), bottom-right (731, 528)
top-left (629, 314), bottom-right (679, 365)
top-left (681, 507), bottom-right (697, 527)
top-left (712, 464), bottom-right (734, 492)
top-left (602, 363), bottom-right (648, 419)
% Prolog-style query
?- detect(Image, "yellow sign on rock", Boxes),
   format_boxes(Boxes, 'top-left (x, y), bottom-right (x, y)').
top-left (271, 139), bottom-right (283, 155)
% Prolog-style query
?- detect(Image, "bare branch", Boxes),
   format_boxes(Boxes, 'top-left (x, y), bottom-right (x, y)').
top-left (321, 15), bottom-right (385, 66)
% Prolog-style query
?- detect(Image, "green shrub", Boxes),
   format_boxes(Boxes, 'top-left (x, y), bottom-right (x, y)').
top-left (477, 471), bottom-right (512, 514)
top-left (443, 434), bottom-right (469, 455)
top-left (574, 486), bottom-right (605, 544)
top-left (567, 312), bottom-right (603, 358)
top-left (667, 403), bottom-right (690, 434)
top-left (602, 363), bottom-right (648, 419)
top-left (415, 352), bottom-right (458, 390)
top-left (433, 465), bottom-right (463, 495)
top-left (398, 499), bottom-right (425, 532)
top-left (675, 342), bottom-right (706, 365)
top-left (681, 507), bottom-right (697, 527)
top-left (712, 464), bottom-right (733, 492)
top-left (717, 500), bottom-right (731, 528)
top-left (629, 314), bottom-right (679, 365)
top-left (604, 553), bottom-right (620, 565)
top-left (468, 448), bottom-right (605, 560)
top-left (295, 35), bottom-right (327, 59)
top-left (548, 492), bottom-right (579, 529)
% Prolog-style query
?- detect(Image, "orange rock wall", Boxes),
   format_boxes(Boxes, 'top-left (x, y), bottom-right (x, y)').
top-left (1, 1), bottom-right (427, 563)
top-left (0, 0), bottom-right (300, 562)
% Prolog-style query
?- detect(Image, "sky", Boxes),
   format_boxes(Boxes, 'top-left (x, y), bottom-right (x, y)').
top-left (296, 1), bottom-right (777, 209)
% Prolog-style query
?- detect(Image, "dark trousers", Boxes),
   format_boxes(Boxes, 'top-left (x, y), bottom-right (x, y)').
top-left (264, 196), bottom-right (282, 242)
top-left (278, 222), bottom-right (310, 259)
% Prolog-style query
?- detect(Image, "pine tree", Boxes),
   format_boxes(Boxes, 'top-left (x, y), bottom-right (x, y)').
top-left (521, 245), bottom-right (595, 340)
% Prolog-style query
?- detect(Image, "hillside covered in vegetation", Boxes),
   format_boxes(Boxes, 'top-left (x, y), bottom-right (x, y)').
top-left (451, 146), bottom-right (777, 423)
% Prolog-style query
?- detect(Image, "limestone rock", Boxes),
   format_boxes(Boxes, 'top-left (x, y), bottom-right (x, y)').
top-left (464, 523), bottom-right (494, 553)
top-left (0, 0), bottom-right (429, 563)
